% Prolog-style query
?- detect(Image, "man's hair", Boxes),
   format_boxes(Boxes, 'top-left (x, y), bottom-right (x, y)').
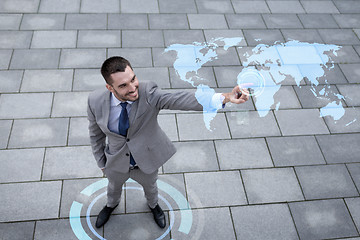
top-left (101, 56), bottom-right (133, 84)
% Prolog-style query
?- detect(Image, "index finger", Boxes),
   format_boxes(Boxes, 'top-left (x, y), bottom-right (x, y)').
top-left (238, 82), bottom-right (254, 88)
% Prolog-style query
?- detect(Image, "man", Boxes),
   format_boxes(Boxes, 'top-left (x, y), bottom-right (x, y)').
top-left (87, 56), bottom-right (249, 229)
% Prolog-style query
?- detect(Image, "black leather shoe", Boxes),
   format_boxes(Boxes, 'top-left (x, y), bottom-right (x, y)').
top-left (149, 204), bottom-right (166, 228)
top-left (95, 204), bottom-right (118, 228)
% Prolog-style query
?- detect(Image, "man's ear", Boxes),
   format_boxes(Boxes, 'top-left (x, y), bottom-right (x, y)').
top-left (106, 84), bottom-right (113, 92)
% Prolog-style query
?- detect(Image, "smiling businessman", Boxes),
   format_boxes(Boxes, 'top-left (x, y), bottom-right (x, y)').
top-left (87, 56), bottom-right (249, 229)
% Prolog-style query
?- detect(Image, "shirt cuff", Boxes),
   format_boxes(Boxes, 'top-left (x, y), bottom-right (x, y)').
top-left (211, 93), bottom-right (226, 109)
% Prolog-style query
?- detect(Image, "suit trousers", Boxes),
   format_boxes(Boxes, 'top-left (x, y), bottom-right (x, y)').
top-left (104, 167), bottom-right (158, 209)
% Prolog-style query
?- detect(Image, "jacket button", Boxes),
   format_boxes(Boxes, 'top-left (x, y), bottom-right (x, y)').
top-left (126, 153), bottom-right (130, 156)
top-left (126, 138), bottom-right (130, 142)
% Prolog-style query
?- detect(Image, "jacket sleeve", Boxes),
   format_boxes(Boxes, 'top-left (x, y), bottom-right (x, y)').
top-left (144, 81), bottom-right (207, 111)
top-left (87, 97), bottom-right (107, 168)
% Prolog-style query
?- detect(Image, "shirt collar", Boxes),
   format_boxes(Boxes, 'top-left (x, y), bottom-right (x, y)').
top-left (110, 93), bottom-right (134, 107)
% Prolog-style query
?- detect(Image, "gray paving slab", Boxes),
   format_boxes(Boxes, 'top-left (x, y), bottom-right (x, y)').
top-left (0, 70), bottom-right (23, 93)
top-left (0, 93), bottom-right (53, 119)
top-left (9, 118), bottom-right (69, 148)
top-left (163, 141), bottom-right (219, 173)
top-left (226, 110), bottom-right (281, 138)
top-left (65, 14), bottom-right (107, 30)
top-left (267, 1), bottom-right (305, 13)
top-left (269, 86), bottom-right (302, 110)
top-left (298, 13), bottom-right (339, 28)
top-left (104, 213), bottom-right (170, 239)
top-left (214, 66), bottom-right (244, 87)
top-left (164, 30), bottom-right (205, 46)
top-left (0, 14), bottom-right (22, 30)
top-left (319, 29), bottom-right (360, 45)
top-left (20, 14), bottom-right (66, 30)
top-left (108, 14), bottom-right (148, 29)
top-left (328, 46), bottom-right (360, 64)
top-left (333, 14), bottom-right (360, 28)
top-left (333, 0), bottom-right (360, 14)
top-left (59, 49), bottom-right (106, 68)
top-left (232, 1), bottom-right (270, 14)
top-left (52, 91), bottom-right (89, 117)
top-left (43, 146), bottom-right (101, 180)
top-left (185, 171), bottom-right (247, 208)
top-left (346, 197), bottom-right (360, 233)
top-left (125, 173), bottom-right (187, 213)
top-left (10, 49), bottom-right (60, 69)
top-left (157, 114), bottom-right (178, 141)
top-left (108, 48), bottom-right (152, 67)
top-left (177, 112), bottom-right (231, 140)
top-left (188, 14), bottom-right (228, 29)
top-left (289, 199), bottom-right (359, 240)
top-left (301, 0), bottom-right (339, 13)
top-left (39, 0), bottom-right (80, 13)
top-left (169, 66), bottom-right (216, 88)
top-left (203, 47), bottom-right (241, 66)
top-left (81, 0), bottom-right (119, 13)
top-left (296, 164), bottom-right (359, 200)
top-left (0, 221), bottom-right (35, 240)
top-left (0, 120), bottom-right (11, 149)
top-left (68, 117), bottom-right (90, 146)
top-left (196, 0), bottom-right (234, 13)
top-left (204, 29), bottom-right (246, 46)
top-left (231, 204), bottom-right (299, 240)
top-left (153, 47), bottom-right (178, 67)
top-left (338, 84), bottom-right (360, 107)
top-left (149, 14), bottom-right (189, 29)
top-left (267, 135), bottom-right (326, 166)
top-left (171, 207), bottom-right (236, 239)
top-left (241, 167), bottom-right (304, 204)
top-left (78, 30), bottom-right (121, 48)
top-left (215, 138), bottom-right (273, 169)
top-left (263, 14), bottom-right (303, 28)
top-left (274, 109), bottom-right (330, 135)
top-left (0, 181), bottom-right (62, 222)
top-left (244, 29), bottom-right (284, 46)
top-left (31, 30), bottom-right (77, 48)
top-left (73, 69), bottom-right (105, 91)
top-left (340, 63), bottom-right (360, 83)
top-left (0, 148), bottom-right (44, 183)
top-left (347, 164), bottom-right (360, 193)
top-left (122, 30), bottom-right (164, 47)
top-left (121, 0), bottom-right (159, 13)
top-left (314, 64), bottom-right (348, 84)
top-left (134, 67), bottom-right (170, 88)
top-left (316, 133), bottom-right (360, 164)
top-left (282, 29), bottom-right (323, 43)
top-left (226, 14), bottom-right (266, 29)
top-left (60, 178), bottom-right (125, 218)
top-left (294, 85), bottom-right (343, 108)
top-left (0, 50), bottom-right (12, 70)
top-left (355, 45), bottom-right (360, 57)
top-left (0, 0), bottom-right (39, 13)
top-left (0, 31), bottom-right (32, 49)
top-left (21, 69), bottom-right (73, 92)
top-left (158, 0), bottom-right (197, 13)
top-left (323, 107), bottom-right (360, 134)
top-left (34, 218), bottom-right (98, 240)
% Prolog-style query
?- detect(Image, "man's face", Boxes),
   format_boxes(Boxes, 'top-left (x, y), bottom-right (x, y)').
top-left (106, 66), bottom-right (139, 102)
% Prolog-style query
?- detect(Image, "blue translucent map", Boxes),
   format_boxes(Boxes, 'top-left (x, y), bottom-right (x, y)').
top-left (165, 37), bottom-right (354, 130)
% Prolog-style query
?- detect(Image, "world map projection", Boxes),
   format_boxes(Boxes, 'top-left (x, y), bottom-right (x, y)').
top-left (165, 37), bottom-right (356, 130)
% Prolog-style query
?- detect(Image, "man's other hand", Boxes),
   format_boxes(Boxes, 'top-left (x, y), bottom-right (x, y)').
top-left (222, 86), bottom-right (250, 104)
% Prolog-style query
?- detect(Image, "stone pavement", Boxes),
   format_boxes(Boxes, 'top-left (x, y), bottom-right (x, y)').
top-left (0, 0), bottom-right (360, 239)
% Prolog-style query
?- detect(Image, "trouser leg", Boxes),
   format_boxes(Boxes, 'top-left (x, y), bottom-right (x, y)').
top-left (130, 169), bottom-right (159, 209)
top-left (105, 169), bottom-right (130, 208)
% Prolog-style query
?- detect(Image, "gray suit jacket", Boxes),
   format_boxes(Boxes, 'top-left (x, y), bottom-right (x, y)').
top-left (87, 81), bottom-right (204, 174)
